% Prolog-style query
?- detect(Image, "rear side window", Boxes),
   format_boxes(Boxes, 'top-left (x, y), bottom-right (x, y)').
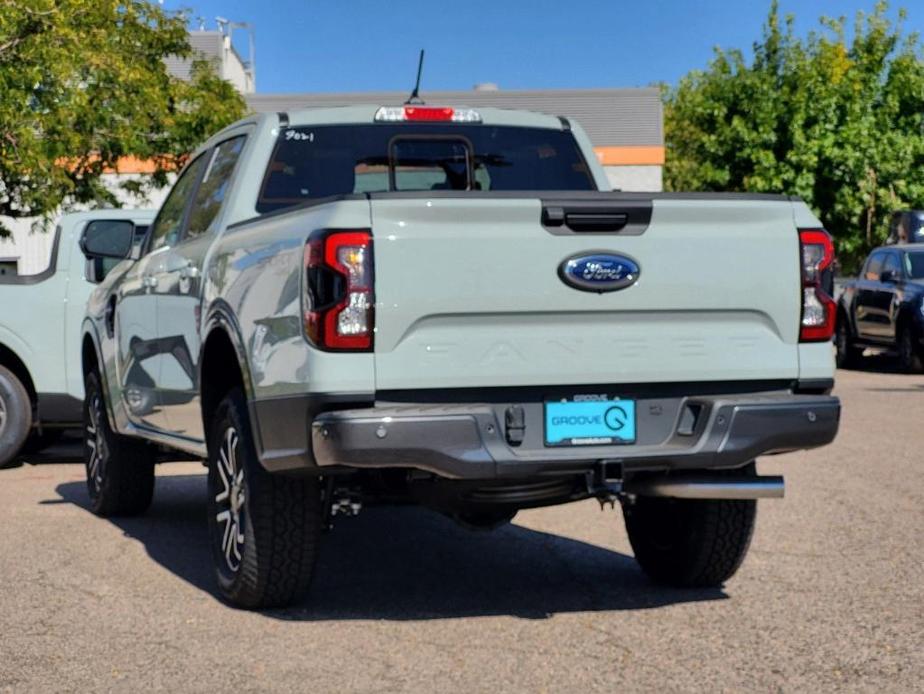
top-left (186, 136), bottom-right (246, 239)
top-left (257, 124), bottom-right (595, 213)
top-left (904, 252), bottom-right (924, 279)
top-left (147, 155), bottom-right (208, 253)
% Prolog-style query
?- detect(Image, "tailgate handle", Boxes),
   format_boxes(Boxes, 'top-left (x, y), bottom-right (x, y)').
top-left (565, 212), bottom-right (628, 231)
top-left (543, 206), bottom-right (630, 232)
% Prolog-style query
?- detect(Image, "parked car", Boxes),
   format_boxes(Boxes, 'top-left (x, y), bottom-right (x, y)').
top-left (0, 210), bottom-right (154, 468)
top-left (82, 106), bottom-right (840, 608)
top-left (836, 244), bottom-right (924, 371)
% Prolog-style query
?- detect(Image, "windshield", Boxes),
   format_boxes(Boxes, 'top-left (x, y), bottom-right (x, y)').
top-left (257, 124), bottom-right (596, 213)
top-left (904, 251), bottom-right (924, 279)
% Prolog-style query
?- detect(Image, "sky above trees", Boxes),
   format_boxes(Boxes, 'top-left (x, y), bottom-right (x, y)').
top-left (163, 0), bottom-right (920, 93)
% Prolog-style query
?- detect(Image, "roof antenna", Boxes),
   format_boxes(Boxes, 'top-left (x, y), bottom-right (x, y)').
top-left (405, 50), bottom-right (426, 104)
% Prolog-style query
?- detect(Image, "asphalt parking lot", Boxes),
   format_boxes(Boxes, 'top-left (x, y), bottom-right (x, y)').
top-left (1, 365), bottom-right (922, 693)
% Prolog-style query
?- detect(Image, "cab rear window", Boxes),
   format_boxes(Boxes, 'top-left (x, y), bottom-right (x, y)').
top-left (257, 124), bottom-right (595, 213)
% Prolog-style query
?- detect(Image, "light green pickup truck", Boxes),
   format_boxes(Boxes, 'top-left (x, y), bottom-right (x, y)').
top-left (81, 105), bottom-right (841, 608)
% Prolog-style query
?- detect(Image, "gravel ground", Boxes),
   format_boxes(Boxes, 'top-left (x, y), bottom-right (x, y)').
top-left (1, 366), bottom-right (922, 693)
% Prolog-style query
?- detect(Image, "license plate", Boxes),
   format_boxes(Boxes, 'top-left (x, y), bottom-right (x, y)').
top-left (544, 398), bottom-right (636, 447)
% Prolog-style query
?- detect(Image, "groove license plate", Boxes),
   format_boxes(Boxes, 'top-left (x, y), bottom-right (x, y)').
top-left (544, 398), bottom-right (636, 447)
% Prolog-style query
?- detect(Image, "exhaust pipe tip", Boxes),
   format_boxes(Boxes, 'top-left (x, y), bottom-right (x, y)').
top-left (627, 475), bottom-right (784, 500)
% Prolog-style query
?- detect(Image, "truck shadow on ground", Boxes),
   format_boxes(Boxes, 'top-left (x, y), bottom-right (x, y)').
top-left (53, 473), bottom-right (726, 620)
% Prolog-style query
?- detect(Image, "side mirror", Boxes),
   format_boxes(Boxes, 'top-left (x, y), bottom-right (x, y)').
top-left (880, 269), bottom-right (898, 284)
top-left (80, 220), bottom-right (136, 260)
top-left (80, 220), bottom-right (136, 284)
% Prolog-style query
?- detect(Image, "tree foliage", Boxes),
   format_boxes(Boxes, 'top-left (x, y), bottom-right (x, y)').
top-left (0, 0), bottom-right (247, 236)
top-left (664, 1), bottom-right (924, 270)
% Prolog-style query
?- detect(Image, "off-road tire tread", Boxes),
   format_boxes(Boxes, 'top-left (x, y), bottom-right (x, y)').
top-left (625, 468), bottom-right (757, 588)
top-left (835, 317), bottom-right (861, 369)
top-left (0, 364), bottom-right (32, 469)
top-left (212, 389), bottom-right (321, 609)
top-left (898, 323), bottom-right (923, 373)
top-left (85, 371), bottom-right (155, 517)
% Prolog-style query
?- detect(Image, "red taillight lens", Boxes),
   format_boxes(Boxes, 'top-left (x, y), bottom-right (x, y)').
top-left (404, 106), bottom-right (454, 121)
top-left (799, 229), bottom-right (836, 342)
top-left (373, 106), bottom-right (482, 123)
top-left (304, 230), bottom-right (374, 351)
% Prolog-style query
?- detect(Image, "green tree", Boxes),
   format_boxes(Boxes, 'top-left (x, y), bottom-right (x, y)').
top-left (0, 0), bottom-right (247, 236)
top-left (664, 1), bottom-right (924, 270)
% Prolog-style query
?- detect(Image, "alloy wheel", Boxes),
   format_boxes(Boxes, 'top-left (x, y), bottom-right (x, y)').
top-left (214, 427), bottom-right (246, 574)
top-left (86, 392), bottom-right (108, 493)
top-left (0, 394), bottom-right (6, 438)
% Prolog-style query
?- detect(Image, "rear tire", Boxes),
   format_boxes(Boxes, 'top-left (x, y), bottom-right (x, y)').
top-left (0, 365), bottom-right (32, 469)
top-left (897, 322), bottom-right (923, 373)
top-left (835, 315), bottom-right (862, 369)
top-left (624, 466), bottom-right (757, 588)
top-left (206, 388), bottom-right (322, 609)
top-left (83, 370), bottom-right (155, 516)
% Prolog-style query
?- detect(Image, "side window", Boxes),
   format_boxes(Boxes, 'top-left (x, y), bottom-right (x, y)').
top-left (186, 136), bottom-right (246, 239)
top-left (883, 253), bottom-right (902, 277)
top-left (147, 155), bottom-right (208, 254)
top-left (864, 252), bottom-right (885, 281)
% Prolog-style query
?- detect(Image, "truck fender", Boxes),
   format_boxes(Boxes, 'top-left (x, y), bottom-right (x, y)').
top-left (198, 300), bottom-right (268, 456)
top-left (80, 319), bottom-right (121, 432)
top-left (199, 300), bottom-right (256, 401)
top-left (0, 326), bottom-right (35, 375)
top-left (0, 331), bottom-right (35, 404)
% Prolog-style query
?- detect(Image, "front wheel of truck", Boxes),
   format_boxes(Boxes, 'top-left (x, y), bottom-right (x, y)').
top-left (623, 467), bottom-right (757, 588)
top-left (83, 371), bottom-right (155, 516)
top-left (207, 388), bottom-right (322, 609)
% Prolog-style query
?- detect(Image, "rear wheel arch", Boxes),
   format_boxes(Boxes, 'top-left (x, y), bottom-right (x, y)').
top-left (0, 342), bottom-right (36, 408)
top-left (200, 325), bottom-right (249, 445)
top-left (836, 301), bottom-right (854, 337)
top-left (896, 305), bottom-right (917, 335)
top-left (81, 332), bottom-right (100, 377)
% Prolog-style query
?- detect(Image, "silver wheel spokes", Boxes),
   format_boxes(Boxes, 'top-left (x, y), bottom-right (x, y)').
top-left (215, 427), bottom-right (245, 573)
top-left (86, 395), bottom-right (107, 490)
top-left (0, 396), bottom-right (6, 437)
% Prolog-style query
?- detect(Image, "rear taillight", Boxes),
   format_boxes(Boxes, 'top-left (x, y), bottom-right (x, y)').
top-left (799, 229), bottom-right (836, 342)
top-left (304, 230), bottom-right (374, 351)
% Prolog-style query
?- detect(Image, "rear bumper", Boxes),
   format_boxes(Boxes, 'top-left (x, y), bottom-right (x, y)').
top-left (310, 393), bottom-right (840, 480)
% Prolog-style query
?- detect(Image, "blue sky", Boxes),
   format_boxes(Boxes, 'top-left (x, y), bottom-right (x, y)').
top-left (162, 1), bottom-right (920, 93)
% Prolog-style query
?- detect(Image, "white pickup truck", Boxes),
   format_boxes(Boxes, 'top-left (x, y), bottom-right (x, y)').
top-left (0, 210), bottom-right (154, 467)
top-left (82, 105), bottom-right (840, 608)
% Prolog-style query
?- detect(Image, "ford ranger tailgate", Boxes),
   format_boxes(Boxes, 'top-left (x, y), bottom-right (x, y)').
top-left (370, 193), bottom-right (802, 390)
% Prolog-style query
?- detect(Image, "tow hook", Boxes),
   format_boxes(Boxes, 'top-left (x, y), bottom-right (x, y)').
top-left (331, 494), bottom-right (363, 518)
top-left (588, 462), bottom-right (623, 510)
top-left (321, 478), bottom-right (363, 530)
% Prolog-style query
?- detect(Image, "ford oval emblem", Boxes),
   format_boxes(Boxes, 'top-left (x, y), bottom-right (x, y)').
top-left (558, 252), bottom-right (640, 293)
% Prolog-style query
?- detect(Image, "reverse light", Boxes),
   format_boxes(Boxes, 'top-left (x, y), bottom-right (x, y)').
top-left (374, 106), bottom-right (482, 123)
top-left (799, 229), bottom-right (836, 342)
top-left (304, 231), bottom-right (374, 351)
